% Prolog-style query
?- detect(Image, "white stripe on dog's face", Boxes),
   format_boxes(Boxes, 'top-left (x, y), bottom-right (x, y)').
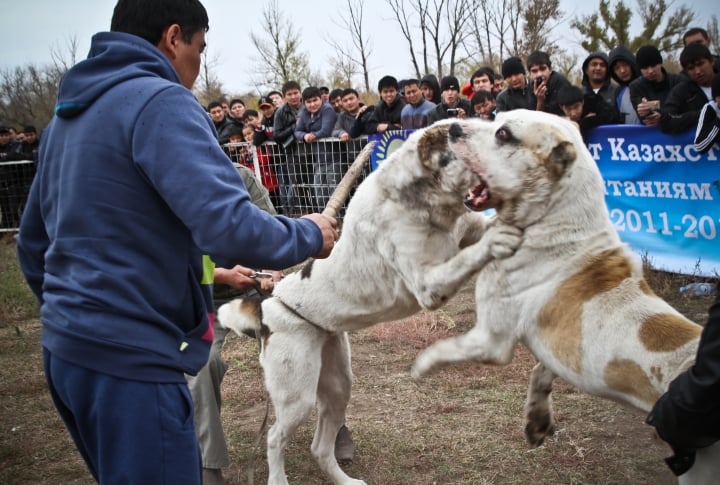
top-left (446, 111), bottom-right (578, 226)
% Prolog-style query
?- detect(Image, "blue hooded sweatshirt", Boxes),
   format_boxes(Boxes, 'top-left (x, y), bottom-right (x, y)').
top-left (17, 32), bottom-right (323, 382)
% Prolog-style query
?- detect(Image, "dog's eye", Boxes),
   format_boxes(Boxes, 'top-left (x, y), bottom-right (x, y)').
top-left (495, 127), bottom-right (512, 142)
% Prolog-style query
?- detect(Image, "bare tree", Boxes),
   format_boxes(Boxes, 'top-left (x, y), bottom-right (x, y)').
top-left (465, 0), bottom-right (525, 71)
top-left (519, 0), bottom-right (564, 55)
top-left (327, 0), bottom-right (373, 92)
top-left (249, 0), bottom-right (310, 90)
top-left (194, 50), bottom-right (225, 107)
top-left (386, 0), bottom-right (424, 78)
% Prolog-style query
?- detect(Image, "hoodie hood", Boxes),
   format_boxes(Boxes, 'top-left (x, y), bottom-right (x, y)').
top-left (55, 32), bottom-right (181, 118)
top-left (581, 51), bottom-right (611, 87)
top-left (420, 73), bottom-right (442, 104)
top-left (608, 45), bottom-right (640, 85)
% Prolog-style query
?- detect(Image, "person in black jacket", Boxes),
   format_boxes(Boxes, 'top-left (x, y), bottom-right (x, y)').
top-left (526, 50), bottom-right (572, 116)
top-left (647, 293), bottom-right (720, 477)
top-left (629, 45), bottom-right (683, 127)
top-left (427, 75), bottom-right (472, 124)
top-left (581, 52), bottom-right (617, 110)
top-left (660, 43), bottom-right (718, 134)
top-left (272, 81), bottom-right (304, 212)
top-left (609, 45), bottom-right (641, 124)
top-left (557, 85), bottom-right (622, 141)
top-left (363, 75), bottom-right (404, 134)
top-left (495, 56), bottom-right (534, 113)
top-left (420, 73), bottom-right (442, 104)
top-left (693, 72), bottom-right (720, 154)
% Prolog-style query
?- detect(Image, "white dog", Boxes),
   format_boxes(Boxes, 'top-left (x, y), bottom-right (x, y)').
top-left (218, 120), bottom-right (522, 485)
top-left (411, 110), bottom-right (720, 484)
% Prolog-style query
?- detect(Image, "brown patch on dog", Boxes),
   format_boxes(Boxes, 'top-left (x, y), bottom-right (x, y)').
top-left (417, 124), bottom-right (449, 170)
top-left (538, 248), bottom-right (633, 373)
top-left (604, 358), bottom-right (660, 406)
top-left (543, 140), bottom-right (576, 182)
top-left (300, 259), bottom-right (315, 279)
top-left (650, 365), bottom-right (664, 383)
top-left (639, 313), bottom-right (701, 352)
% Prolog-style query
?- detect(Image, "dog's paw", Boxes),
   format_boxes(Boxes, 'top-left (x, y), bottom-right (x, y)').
top-left (524, 411), bottom-right (556, 447)
top-left (411, 349), bottom-right (435, 380)
top-left (486, 225), bottom-right (523, 260)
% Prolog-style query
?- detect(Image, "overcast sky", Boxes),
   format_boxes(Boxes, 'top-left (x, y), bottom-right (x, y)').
top-left (1, 0), bottom-right (717, 96)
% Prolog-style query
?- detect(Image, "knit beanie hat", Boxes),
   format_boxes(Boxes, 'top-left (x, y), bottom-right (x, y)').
top-left (712, 72), bottom-right (720, 99)
top-left (440, 75), bottom-right (460, 91)
top-left (502, 57), bottom-right (525, 77)
top-left (635, 45), bottom-right (663, 69)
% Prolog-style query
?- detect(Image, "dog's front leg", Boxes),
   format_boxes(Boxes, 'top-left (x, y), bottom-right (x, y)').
top-left (411, 324), bottom-right (517, 379)
top-left (524, 362), bottom-right (557, 447)
top-left (413, 224), bottom-right (522, 310)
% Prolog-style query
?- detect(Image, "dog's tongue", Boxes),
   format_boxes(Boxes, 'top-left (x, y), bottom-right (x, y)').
top-left (464, 182), bottom-right (490, 211)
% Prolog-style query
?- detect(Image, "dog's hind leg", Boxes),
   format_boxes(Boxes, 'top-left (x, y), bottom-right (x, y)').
top-left (312, 332), bottom-right (366, 485)
top-left (411, 325), bottom-right (518, 379)
top-left (524, 362), bottom-right (557, 447)
top-left (261, 327), bottom-right (327, 485)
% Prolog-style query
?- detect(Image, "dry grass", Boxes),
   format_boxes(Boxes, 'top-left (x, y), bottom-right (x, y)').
top-left (1, 239), bottom-right (715, 484)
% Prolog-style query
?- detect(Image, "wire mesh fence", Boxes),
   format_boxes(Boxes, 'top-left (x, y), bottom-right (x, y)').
top-left (0, 138), bottom-right (372, 232)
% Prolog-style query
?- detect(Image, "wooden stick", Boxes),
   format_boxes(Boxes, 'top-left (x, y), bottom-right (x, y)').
top-left (322, 140), bottom-right (376, 218)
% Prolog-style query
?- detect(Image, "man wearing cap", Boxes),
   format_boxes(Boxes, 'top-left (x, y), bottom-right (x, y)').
top-left (629, 45), bottom-right (683, 127)
top-left (496, 56), bottom-right (534, 112)
top-left (427, 75), bottom-right (472, 124)
top-left (252, 95), bottom-right (277, 146)
top-left (660, 44), bottom-right (719, 134)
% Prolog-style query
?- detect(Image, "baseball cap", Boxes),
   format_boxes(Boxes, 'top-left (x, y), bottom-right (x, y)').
top-left (258, 96), bottom-right (273, 108)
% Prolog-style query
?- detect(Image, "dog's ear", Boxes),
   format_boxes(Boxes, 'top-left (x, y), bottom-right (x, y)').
top-left (417, 123), bottom-right (451, 171)
top-left (544, 136), bottom-right (576, 182)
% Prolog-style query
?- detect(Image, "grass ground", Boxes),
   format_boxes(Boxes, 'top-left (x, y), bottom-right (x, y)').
top-left (0, 237), bottom-right (715, 484)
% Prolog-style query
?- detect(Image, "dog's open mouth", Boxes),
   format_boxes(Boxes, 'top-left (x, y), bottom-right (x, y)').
top-left (464, 178), bottom-right (491, 211)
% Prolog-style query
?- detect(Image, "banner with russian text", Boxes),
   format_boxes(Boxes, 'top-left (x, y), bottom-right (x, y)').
top-left (586, 125), bottom-right (719, 276)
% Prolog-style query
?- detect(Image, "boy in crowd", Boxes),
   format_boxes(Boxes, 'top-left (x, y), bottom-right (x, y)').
top-left (273, 80), bottom-right (304, 211)
top-left (557, 84), bottom-right (622, 141)
top-left (629, 45), bottom-right (683, 127)
top-left (660, 44), bottom-right (719, 134)
top-left (400, 78), bottom-right (436, 129)
top-left (207, 100), bottom-right (233, 143)
top-left (470, 66), bottom-right (495, 93)
top-left (609, 45), bottom-right (641, 124)
top-left (495, 56), bottom-right (534, 112)
top-left (420, 74), bottom-right (442, 104)
top-left (683, 27), bottom-right (720, 73)
top-left (332, 88), bottom-right (363, 141)
top-left (526, 50), bottom-right (572, 116)
top-left (364, 75), bottom-right (404, 134)
top-left (294, 86), bottom-right (338, 212)
top-left (252, 95), bottom-right (277, 146)
top-left (581, 52), bottom-right (617, 111)
top-left (470, 90), bottom-right (496, 120)
top-left (427, 75), bottom-right (472, 124)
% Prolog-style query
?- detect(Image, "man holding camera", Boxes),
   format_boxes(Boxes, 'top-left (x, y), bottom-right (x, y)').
top-left (629, 45), bottom-right (683, 127)
top-left (427, 75), bottom-right (472, 124)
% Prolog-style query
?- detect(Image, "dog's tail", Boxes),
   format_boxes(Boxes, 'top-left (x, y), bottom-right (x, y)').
top-left (217, 297), bottom-right (265, 340)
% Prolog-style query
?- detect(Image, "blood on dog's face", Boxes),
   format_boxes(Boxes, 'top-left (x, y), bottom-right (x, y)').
top-left (445, 111), bottom-right (578, 227)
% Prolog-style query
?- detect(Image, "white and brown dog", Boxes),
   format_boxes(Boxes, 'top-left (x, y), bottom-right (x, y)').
top-left (218, 120), bottom-right (522, 485)
top-left (411, 110), bottom-right (720, 484)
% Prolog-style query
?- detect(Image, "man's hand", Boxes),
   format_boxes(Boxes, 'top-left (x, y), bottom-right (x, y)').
top-left (303, 132), bottom-right (317, 143)
top-left (302, 213), bottom-right (339, 259)
top-left (340, 132), bottom-right (351, 142)
top-left (213, 265), bottom-right (256, 290)
top-left (377, 123), bottom-right (389, 133)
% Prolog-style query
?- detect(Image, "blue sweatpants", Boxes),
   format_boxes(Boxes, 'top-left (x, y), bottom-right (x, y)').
top-left (43, 348), bottom-right (202, 484)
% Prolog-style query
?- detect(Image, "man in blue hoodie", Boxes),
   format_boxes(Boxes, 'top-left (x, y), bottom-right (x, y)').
top-left (16, 1), bottom-right (338, 483)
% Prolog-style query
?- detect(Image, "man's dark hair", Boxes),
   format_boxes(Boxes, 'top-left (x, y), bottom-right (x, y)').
top-left (319, 86), bottom-right (330, 95)
top-left (377, 75), bottom-right (399, 92)
top-left (556, 85), bottom-right (584, 106)
top-left (241, 109), bottom-right (259, 121)
top-left (680, 43), bottom-right (713, 69)
top-left (207, 101), bottom-right (223, 111)
top-left (111, 0), bottom-right (209, 45)
top-left (341, 88), bottom-right (359, 98)
top-left (471, 67), bottom-right (495, 83)
top-left (403, 78), bottom-right (420, 88)
top-left (526, 51), bottom-right (552, 70)
top-left (302, 86), bottom-right (322, 101)
top-left (229, 98), bottom-right (245, 108)
top-left (470, 90), bottom-right (495, 105)
top-left (329, 88), bottom-right (344, 101)
top-left (683, 27), bottom-right (710, 45)
top-left (281, 80), bottom-right (301, 95)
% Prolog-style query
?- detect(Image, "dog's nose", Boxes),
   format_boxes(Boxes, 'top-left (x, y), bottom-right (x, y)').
top-left (449, 122), bottom-right (464, 140)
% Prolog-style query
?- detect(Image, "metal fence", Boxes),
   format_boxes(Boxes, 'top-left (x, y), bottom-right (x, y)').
top-left (0, 138), bottom-right (372, 232)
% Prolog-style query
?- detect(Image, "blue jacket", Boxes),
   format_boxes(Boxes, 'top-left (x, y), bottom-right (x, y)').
top-left (17, 32), bottom-right (323, 382)
top-left (294, 101), bottom-right (338, 141)
top-left (401, 99), bottom-right (436, 129)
